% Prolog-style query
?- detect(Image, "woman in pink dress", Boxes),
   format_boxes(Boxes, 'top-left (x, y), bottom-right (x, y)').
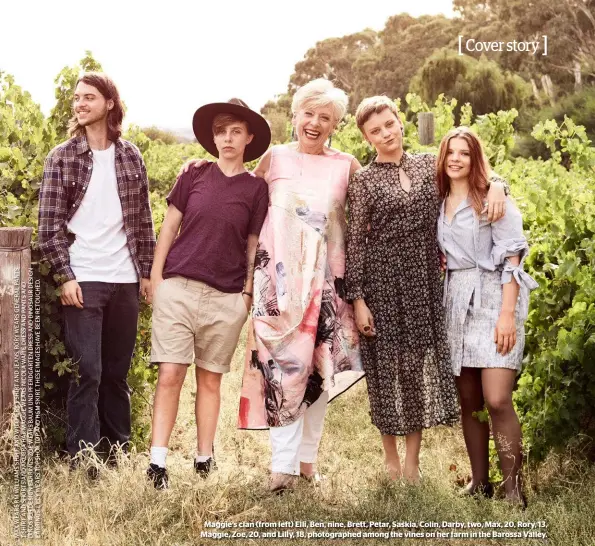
top-left (241, 79), bottom-right (364, 491)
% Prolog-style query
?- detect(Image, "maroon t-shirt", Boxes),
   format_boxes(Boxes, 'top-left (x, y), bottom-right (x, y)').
top-left (163, 162), bottom-right (268, 292)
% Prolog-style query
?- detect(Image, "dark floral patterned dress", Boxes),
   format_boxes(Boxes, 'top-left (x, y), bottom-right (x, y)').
top-left (345, 152), bottom-right (459, 436)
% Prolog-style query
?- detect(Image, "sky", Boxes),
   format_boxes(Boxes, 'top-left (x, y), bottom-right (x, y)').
top-left (1, 0), bottom-right (454, 130)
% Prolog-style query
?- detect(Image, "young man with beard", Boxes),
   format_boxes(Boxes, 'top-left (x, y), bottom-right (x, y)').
top-left (38, 72), bottom-right (155, 469)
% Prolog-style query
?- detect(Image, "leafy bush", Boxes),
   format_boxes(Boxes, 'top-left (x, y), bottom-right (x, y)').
top-left (144, 142), bottom-right (209, 195)
top-left (551, 88), bottom-right (595, 139)
top-left (510, 119), bottom-right (595, 461)
top-left (141, 126), bottom-right (179, 145)
top-left (511, 87), bottom-right (595, 160)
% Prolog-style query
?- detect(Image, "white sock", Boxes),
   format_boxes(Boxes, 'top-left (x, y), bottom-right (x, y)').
top-left (150, 446), bottom-right (168, 468)
top-left (195, 452), bottom-right (212, 463)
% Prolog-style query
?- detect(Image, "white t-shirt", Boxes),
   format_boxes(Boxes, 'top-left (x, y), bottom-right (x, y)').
top-left (68, 144), bottom-right (138, 283)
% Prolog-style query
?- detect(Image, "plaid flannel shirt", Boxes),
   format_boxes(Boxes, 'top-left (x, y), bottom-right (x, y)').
top-left (38, 135), bottom-right (156, 283)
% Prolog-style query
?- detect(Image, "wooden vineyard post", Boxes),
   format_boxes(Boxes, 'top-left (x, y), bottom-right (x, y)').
top-left (418, 112), bottom-right (435, 146)
top-left (0, 226), bottom-right (42, 538)
top-left (0, 227), bottom-right (33, 427)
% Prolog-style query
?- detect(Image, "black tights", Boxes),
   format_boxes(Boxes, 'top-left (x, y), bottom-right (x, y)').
top-left (456, 367), bottom-right (523, 497)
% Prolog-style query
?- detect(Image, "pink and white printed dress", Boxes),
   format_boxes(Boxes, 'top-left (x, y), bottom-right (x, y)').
top-left (238, 144), bottom-right (364, 429)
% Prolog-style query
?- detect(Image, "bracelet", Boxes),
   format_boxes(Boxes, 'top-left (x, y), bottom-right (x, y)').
top-left (242, 290), bottom-right (253, 297)
top-left (488, 176), bottom-right (510, 196)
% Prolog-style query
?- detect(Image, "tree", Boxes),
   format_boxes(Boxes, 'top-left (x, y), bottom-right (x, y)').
top-left (279, 14), bottom-right (462, 114)
top-left (353, 15), bottom-right (462, 107)
top-left (261, 94), bottom-right (293, 143)
top-left (141, 126), bottom-right (178, 145)
top-left (49, 51), bottom-right (103, 141)
top-left (454, 0), bottom-right (595, 94)
top-left (411, 49), bottom-right (531, 118)
top-left (288, 29), bottom-right (379, 102)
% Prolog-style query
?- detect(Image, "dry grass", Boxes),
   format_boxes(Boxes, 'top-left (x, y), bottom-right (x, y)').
top-left (1, 327), bottom-right (594, 546)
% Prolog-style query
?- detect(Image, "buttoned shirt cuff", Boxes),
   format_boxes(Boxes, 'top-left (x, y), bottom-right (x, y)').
top-left (55, 264), bottom-right (76, 283)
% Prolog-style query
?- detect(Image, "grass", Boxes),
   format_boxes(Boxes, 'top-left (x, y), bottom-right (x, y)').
top-left (1, 327), bottom-right (594, 546)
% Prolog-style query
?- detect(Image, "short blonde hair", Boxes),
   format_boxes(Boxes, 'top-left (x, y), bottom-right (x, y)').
top-left (291, 79), bottom-right (348, 125)
top-left (355, 96), bottom-right (399, 132)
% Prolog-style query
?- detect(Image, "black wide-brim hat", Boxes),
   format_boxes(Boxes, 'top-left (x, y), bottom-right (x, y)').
top-left (192, 98), bottom-right (271, 162)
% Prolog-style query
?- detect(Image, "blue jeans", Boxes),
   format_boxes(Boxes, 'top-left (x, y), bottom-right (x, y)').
top-left (63, 282), bottom-right (139, 457)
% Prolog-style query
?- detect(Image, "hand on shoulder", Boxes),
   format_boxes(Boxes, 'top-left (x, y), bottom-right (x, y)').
top-left (177, 158), bottom-right (211, 178)
top-left (485, 177), bottom-right (509, 222)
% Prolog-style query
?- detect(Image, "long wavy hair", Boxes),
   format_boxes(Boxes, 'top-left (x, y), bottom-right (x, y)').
top-left (437, 127), bottom-right (489, 216)
top-left (68, 72), bottom-right (125, 141)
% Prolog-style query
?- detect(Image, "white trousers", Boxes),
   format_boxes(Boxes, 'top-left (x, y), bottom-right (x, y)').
top-left (269, 391), bottom-right (329, 475)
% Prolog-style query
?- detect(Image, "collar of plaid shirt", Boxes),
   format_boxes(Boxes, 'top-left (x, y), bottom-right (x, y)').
top-left (74, 134), bottom-right (127, 157)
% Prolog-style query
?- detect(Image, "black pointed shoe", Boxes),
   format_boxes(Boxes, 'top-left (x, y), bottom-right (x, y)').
top-left (146, 463), bottom-right (169, 490)
top-left (194, 457), bottom-right (217, 478)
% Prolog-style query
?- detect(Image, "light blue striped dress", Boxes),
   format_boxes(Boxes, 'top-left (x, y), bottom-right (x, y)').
top-left (437, 197), bottom-right (538, 376)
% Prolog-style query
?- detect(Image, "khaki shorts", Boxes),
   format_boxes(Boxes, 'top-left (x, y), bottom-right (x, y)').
top-left (150, 276), bottom-right (248, 373)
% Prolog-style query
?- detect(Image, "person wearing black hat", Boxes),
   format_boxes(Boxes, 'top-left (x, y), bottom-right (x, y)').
top-left (145, 99), bottom-right (271, 489)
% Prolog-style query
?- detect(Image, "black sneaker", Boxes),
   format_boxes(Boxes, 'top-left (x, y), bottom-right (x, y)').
top-left (194, 457), bottom-right (217, 478)
top-left (146, 463), bottom-right (169, 490)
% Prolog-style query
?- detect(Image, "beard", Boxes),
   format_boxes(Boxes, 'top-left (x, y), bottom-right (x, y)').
top-left (76, 108), bottom-right (108, 127)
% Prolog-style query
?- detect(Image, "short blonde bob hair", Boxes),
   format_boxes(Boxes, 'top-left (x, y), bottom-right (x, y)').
top-left (355, 95), bottom-right (400, 132)
top-left (291, 79), bottom-right (348, 125)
